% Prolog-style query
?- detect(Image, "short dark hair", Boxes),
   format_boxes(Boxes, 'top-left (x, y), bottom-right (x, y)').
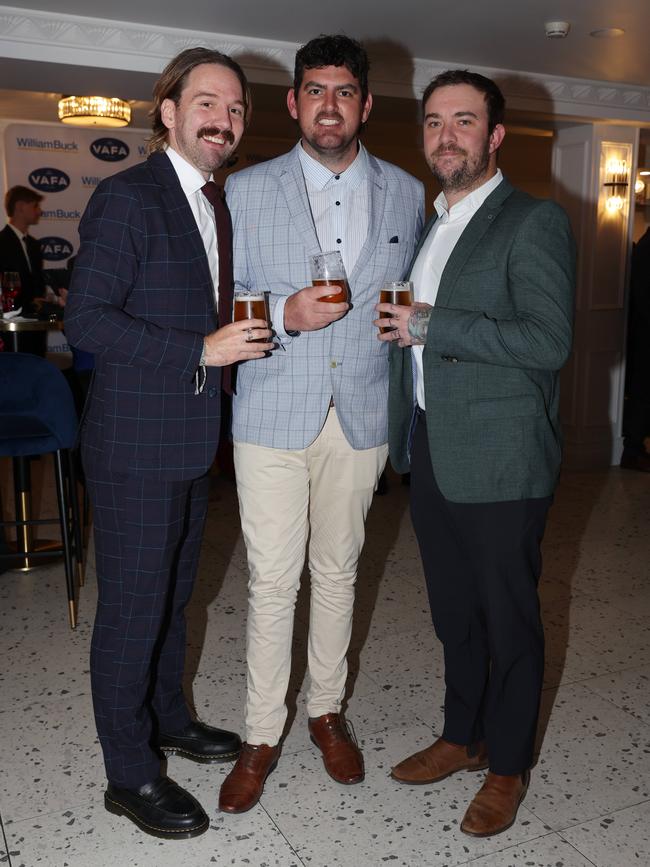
top-left (422, 69), bottom-right (505, 133)
top-left (148, 47), bottom-right (251, 154)
top-left (294, 35), bottom-right (369, 103)
top-left (4, 185), bottom-right (43, 217)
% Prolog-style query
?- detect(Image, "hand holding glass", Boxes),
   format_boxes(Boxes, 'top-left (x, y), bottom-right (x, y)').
top-left (309, 251), bottom-right (350, 303)
top-left (378, 281), bottom-right (413, 332)
top-left (233, 288), bottom-right (270, 342)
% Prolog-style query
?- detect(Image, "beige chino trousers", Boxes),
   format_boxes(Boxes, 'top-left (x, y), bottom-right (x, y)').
top-left (234, 408), bottom-right (388, 746)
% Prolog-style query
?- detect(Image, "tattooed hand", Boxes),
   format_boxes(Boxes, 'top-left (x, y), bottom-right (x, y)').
top-left (374, 301), bottom-right (432, 347)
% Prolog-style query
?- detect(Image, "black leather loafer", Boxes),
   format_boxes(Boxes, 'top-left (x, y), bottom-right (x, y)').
top-left (157, 719), bottom-right (242, 763)
top-left (104, 777), bottom-right (209, 839)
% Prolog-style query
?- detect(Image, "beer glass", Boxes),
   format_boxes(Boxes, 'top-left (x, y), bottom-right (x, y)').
top-left (233, 287), bottom-right (270, 340)
top-left (378, 281), bottom-right (413, 332)
top-left (309, 251), bottom-right (350, 303)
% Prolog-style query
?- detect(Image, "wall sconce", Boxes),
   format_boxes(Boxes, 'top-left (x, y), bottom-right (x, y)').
top-left (604, 158), bottom-right (628, 212)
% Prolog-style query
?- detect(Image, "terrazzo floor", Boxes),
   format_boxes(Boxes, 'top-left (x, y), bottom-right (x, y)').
top-left (1, 464), bottom-right (649, 866)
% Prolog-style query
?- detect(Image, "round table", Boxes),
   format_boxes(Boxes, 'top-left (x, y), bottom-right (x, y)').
top-left (0, 317), bottom-right (52, 355)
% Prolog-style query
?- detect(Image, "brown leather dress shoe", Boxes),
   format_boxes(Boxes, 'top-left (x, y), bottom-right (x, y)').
top-left (218, 742), bottom-right (280, 814)
top-left (391, 737), bottom-right (488, 784)
top-left (308, 713), bottom-right (364, 784)
top-left (460, 770), bottom-right (530, 837)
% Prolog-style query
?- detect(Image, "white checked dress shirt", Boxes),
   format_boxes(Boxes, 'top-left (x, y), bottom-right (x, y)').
top-left (297, 142), bottom-right (370, 276)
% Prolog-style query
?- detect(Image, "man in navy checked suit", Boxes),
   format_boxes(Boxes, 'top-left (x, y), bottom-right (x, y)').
top-left (65, 48), bottom-right (274, 840)
top-left (219, 35), bottom-right (424, 813)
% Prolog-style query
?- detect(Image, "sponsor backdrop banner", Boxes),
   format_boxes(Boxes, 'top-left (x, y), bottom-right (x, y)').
top-left (3, 123), bottom-right (149, 269)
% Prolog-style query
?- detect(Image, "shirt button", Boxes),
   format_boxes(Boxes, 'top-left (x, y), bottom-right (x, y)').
top-left (335, 201), bottom-right (340, 206)
top-left (334, 174), bottom-right (340, 180)
top-left (208, 387), bottom-right (217, 397)
top-left (330, 361), bottom-right (337, 368)
top-left (336, 238), bottom-right (341, 244)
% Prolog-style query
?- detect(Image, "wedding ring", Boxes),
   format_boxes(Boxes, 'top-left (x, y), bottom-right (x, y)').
top-left (246, 328), bottom-right (253, 342)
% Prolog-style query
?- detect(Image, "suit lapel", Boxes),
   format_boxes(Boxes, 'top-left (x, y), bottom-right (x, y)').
top-left (407, 213), bottom-right (438, 279)
top-left (435, 178), bottom-right (514, 308)
top-left (277, 146), bottom-right (321, 259)
top-left (350, 155), bottom-right (386, 283)
top-left (148, 152), bottom-right (215, 313)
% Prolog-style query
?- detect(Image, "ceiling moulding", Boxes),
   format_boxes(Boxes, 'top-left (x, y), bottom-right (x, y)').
top-left (2, 6), bottom-right (650, 121)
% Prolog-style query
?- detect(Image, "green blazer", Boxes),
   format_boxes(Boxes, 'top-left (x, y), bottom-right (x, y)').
top-left (388, 177), bottom-right (576, 503)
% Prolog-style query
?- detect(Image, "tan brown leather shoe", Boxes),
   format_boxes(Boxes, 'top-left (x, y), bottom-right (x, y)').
top-left (218, 742), bottom-right (280, 814)
top-left (391, 737), bottom-right (488, 784)
top-left (460, 770), bottom-right (530, 837)
top-left (308, 713), bottom-right (364, 784)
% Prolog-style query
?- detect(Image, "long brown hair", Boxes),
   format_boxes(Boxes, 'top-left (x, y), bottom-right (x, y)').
top-left (148, 47), bottom-right (251, 154)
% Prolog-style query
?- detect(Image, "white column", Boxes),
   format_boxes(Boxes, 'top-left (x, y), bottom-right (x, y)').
top-left (552, 124), bottom-right (638, 468)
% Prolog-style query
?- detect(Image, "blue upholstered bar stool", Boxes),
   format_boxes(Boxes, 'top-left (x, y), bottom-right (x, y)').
top-left (0, 352), bottom-right (83, 628)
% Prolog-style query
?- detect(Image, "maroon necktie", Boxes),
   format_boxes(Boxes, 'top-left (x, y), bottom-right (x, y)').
top-left (201, 181), bottom-right (233, 393)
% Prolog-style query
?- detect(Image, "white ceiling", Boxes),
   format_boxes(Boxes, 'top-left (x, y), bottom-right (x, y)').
top-left (2, 0), bottom-right (650, 127)
top-left (5, 0), bottom-right (650, 85)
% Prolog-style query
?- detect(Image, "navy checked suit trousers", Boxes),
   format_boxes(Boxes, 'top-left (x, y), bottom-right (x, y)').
top-left (85, 453), bottom-right (210, 788)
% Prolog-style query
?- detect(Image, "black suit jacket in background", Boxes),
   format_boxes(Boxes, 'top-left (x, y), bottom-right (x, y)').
top-left (0, 225), bottom-right (46, 313)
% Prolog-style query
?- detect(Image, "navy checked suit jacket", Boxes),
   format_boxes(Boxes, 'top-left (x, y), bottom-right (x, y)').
top-left (65, 151), bottom-right (222, 481)
top-left (226, 144), bottom-right (425, 450)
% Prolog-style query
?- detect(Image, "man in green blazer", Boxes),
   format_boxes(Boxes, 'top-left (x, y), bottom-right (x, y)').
top-left (375, 70), bottom-right (575, 837)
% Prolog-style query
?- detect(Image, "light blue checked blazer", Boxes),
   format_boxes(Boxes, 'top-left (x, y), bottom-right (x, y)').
top-left (225, 143), bottom-right (424, 450)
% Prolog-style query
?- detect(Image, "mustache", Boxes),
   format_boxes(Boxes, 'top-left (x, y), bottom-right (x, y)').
top-left (198, 126), bottom-right (235, 145)
top-left (433, 145), bottom-right (467, 157)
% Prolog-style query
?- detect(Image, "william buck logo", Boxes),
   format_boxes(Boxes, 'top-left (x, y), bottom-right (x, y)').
top-left (40, 236), bottom-right (74, 261)
top-left (29, 167), bottom-right (70, 193)
top-left (90, 137), bottom-right (130, 161)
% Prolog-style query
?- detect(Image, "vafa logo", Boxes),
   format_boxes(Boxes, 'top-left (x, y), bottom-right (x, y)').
top-left (28, 167), bottom-right (70, 192)
top-left (40, 236), bottom-right (74, 261)
top-left (90, 138), bottom-right (130, 161)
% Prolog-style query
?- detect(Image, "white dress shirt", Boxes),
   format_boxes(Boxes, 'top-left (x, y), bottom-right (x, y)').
top-left (412, 169), bottom-right (503, 410)
top-left (165, 146), bottom-right (219, 305)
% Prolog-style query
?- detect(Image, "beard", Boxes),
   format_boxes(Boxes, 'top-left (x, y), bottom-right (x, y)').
top-left (428, 139), bottom-right (491, 193)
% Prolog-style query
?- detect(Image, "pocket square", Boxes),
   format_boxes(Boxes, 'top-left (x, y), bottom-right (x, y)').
top-left (389, 236), bottom-right (399, 243)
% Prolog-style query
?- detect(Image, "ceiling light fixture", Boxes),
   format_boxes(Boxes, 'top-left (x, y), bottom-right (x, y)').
top-left (589, 28), bottom-right (625, 38)
top-left (58, 95), bottom-right (131, 128)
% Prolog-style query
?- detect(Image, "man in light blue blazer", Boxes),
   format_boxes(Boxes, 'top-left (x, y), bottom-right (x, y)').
top-left (219, 35), bottom-right (424, 812)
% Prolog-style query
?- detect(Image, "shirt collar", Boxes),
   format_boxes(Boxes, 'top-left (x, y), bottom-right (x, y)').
top-left (7, 222), bottom-right (27, 241)
top-left (434, 168), bottom-right (503, 221)
top-left (165, 145), bottom-right (212, 196)
top-left (298, 141), bottom-right (368, 191)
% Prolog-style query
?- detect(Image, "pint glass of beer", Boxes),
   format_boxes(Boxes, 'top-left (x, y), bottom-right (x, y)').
top-left (378, 281), bottom-right (413, 332)
top-left (233, 288), bottom-right (270, 340)
top-left (309, 251), bottom-right (350, 303)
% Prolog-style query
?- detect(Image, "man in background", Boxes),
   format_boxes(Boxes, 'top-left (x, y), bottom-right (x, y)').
top-left (0, 185), bottom-right (46, 314)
